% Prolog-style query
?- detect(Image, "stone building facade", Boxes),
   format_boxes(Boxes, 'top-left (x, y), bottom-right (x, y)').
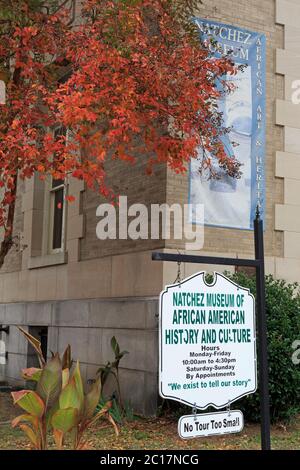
top-left (0, 0), bottom-right (298, 415)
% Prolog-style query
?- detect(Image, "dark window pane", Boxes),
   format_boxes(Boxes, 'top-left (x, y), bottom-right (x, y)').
top-left (52, 188), bottom-right (64, 250)
top-left (39, 327), bottom-right (48, 361)
top-left (52, 178), bottom-right (64, 189)
top-left (27, 327), bottom-right (48, 368)
top-left (52, 127), bottom-right (66, 189)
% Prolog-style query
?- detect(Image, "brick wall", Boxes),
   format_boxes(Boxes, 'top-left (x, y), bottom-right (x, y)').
top-left (80, 157), bottom-right (167, 261)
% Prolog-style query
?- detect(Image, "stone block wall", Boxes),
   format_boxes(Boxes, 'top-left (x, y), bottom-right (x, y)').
top-left (0, 297), bottom-right (158, 416)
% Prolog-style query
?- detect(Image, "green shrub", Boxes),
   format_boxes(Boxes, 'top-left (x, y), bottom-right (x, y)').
top-left (224, 272), bottom-right (300, 423)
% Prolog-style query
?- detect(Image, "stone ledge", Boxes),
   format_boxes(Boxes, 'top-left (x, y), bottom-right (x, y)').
top-left (28, 251), bottom-right (68, 270)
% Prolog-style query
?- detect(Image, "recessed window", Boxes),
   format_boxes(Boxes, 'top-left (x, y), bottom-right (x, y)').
top-left (27, 326), bottom-right (48, 368)
top-left (49, 127), bottom-right (67, 253)
top-left (50, 178), bottom-right (65, 251)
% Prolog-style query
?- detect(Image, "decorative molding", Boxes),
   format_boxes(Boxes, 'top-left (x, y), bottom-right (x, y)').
top-left (276, 49), bottom-right (300, 77)
top-left (276, 99), bottom-right (300, 127)
top-left (275, 3), bottom-right (300, 260)
top-left (276, 151), bottom-right (300, 179)
top-left (28, 252), bottom-right (68, 270)
top-left (66, 177), bottom-right (85, 262)
top-left (276, 0), bottom-right (300, 27)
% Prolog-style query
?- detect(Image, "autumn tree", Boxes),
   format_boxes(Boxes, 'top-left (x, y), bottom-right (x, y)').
top-left (0, 0), bottom-right (241, 266)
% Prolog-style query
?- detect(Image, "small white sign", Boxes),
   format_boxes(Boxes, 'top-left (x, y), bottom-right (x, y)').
top-left (178, 410), bottom-right (244, 439)
top-left (159, 272), bottom-right (257, 409)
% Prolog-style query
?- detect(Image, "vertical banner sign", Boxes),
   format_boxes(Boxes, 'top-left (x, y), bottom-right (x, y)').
top-left (159, 272), bottom-right (257, 409)
top-left (189, 19), bottom-right (266, 230)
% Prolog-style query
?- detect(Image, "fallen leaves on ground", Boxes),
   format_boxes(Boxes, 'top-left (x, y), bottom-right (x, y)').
top-left (0, 393), bottom-right (299, 450)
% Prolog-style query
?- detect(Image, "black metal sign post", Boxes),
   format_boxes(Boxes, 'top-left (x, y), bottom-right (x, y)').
top-left (152, 212), bottom-right (271, 450)
top-left (254, 214), bottom-right (271, 450)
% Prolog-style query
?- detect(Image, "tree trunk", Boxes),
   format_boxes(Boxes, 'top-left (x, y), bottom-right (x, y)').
top-left (0, 64), bottom-right (21, 269)
top-left (0, 174), bottom-right (18, 269)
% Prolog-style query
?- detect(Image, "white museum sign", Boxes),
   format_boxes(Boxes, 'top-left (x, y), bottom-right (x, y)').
top-left (159, 272), bottom-right (257, 410)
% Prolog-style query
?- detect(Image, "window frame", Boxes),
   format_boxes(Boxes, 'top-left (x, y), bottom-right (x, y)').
top-left (49, 178), bottom-right (66, 254)
top-left (48, 126), bottom-right (68, 255)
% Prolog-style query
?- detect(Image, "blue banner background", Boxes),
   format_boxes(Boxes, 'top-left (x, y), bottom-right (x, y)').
top-left (189, 19), bottom-right (266, 230)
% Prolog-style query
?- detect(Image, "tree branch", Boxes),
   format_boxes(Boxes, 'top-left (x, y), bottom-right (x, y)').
top-left (0, 174), bottom-right (18, 269)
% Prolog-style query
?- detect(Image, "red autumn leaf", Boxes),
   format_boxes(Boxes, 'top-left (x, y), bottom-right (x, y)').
top-left (0, 0), bottom-right (241, 267)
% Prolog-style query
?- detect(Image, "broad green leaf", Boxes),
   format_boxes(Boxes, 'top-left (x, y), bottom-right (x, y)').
top-left (21, 367), bottom-right (42, 382)
top-left (36, 353), bottom-right (62, 410)
top-left (83, 377), bottom-right (101, 420)
top-left (45, 399), bottom-right (59, 432)
top-left (72, 361), bottom-right (84, 412)
top-left (11, 390), bottom-right (45, 417)
top-left (62, 344), bottom-right (72, 369)
top-left (52, 408), bottom-right (78, 433)
top-left (59, 381), bottom-right (81, 410)
top-left (53, 429), bottom-right (64, 449)
top-left (18, 327), bottom-right (45, 367)
top-left (62, 368), bottom-right (69, 389)
top-left (19, 424), bottom-right (40, 449)
top-left (12, 413), bottom-right (38, 430)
